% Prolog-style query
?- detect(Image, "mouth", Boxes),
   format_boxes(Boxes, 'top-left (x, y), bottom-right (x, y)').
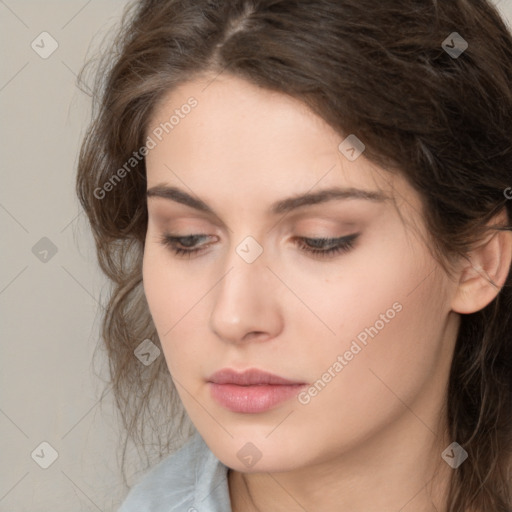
top-left (207, 368), bottom-right (308, 413)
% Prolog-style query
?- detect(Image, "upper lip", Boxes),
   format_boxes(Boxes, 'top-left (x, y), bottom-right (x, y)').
top-left (207, 368), bottom-right (305, 386)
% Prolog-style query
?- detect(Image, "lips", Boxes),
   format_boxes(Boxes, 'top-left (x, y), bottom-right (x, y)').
top-left (207, 368), bottom-right (307, 413)
top-left (207, 368), bottom-right (305, 386)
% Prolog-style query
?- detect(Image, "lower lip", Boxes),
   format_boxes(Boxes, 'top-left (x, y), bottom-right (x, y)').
top-left (209, 383), bottom-right (307, 413)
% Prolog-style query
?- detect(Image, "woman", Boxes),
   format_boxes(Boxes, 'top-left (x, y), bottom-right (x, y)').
top-left (76, 0), bottom-right (512, 510)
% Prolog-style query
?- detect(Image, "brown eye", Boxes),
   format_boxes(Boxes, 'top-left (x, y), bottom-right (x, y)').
top-left (157, 232), bottom-right (360, 260)
top-left (158, 234), bottom-right (213, 258)
top-left (294, 233), bottom-right (359, 258)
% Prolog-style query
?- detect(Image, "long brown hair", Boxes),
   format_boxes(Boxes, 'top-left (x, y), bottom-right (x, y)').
top-left (76, 0), bottom-right (512, 509)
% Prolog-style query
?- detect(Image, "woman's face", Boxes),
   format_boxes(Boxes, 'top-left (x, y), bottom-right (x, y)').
top-left (143, 74), bottom-right (460, 473)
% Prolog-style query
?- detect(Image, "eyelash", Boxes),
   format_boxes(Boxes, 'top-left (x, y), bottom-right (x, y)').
top-left (157, 233), bottom-right (359, 259)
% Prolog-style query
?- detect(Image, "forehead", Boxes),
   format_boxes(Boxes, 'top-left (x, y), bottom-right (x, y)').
top-left (146, 74), bottom-right (340, 166)
top-left (144, 74), bottom-right (418, 215)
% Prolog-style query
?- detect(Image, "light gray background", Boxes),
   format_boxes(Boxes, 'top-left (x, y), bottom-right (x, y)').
top-left (1, 1), bottom-right (511, 511)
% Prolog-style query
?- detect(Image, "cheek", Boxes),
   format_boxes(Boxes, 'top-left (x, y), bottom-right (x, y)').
top-left (142, 242), bottom-right (216, 379)
top-left (294, 240), bottom-right (450, 436)
top-left (289, 229), bottom-right (431, 354)
top-left (142, 246), bottom-right (185, 363)
top-left (297, 230), bottom-right (441, 359)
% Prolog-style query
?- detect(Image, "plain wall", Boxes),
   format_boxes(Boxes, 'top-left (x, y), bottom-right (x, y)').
top-left (1, 1), bottom-right (511, 510)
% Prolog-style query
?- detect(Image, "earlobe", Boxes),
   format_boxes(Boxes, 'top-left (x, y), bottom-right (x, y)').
top-left (451, 210), bottom-right (512, 315)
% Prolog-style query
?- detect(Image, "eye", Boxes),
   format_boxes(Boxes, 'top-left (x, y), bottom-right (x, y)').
top-left (158, 234), bottom-right (214, 259)
top-left (158, 233), bottom-right (359, 260)
top-left (294, 233), bottom-right (359, 258)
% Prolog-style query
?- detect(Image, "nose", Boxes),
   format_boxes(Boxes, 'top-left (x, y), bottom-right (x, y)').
top-left (209, 245), bottom-right (283, 345)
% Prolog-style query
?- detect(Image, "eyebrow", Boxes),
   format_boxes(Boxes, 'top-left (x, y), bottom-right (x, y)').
top-left (146, 184), bottom-right (388, 216)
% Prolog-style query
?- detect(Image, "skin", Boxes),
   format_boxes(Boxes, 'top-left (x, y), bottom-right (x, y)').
top-left (142, 73), bottom-right (511, 512)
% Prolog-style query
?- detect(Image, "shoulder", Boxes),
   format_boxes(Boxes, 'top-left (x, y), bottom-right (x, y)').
top-left (117, 431), bottom-right (231, 512)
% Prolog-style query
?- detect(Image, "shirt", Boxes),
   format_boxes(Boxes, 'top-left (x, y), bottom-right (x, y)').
top-left (118, 431), bottom-right (233, 512)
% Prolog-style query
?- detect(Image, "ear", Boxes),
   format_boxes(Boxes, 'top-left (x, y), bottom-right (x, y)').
top-left (451, 209), bottom-right (512, 314)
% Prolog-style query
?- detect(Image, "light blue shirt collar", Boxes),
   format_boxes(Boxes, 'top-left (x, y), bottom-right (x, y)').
top-left (118, 431), bottom-right (232, 511)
